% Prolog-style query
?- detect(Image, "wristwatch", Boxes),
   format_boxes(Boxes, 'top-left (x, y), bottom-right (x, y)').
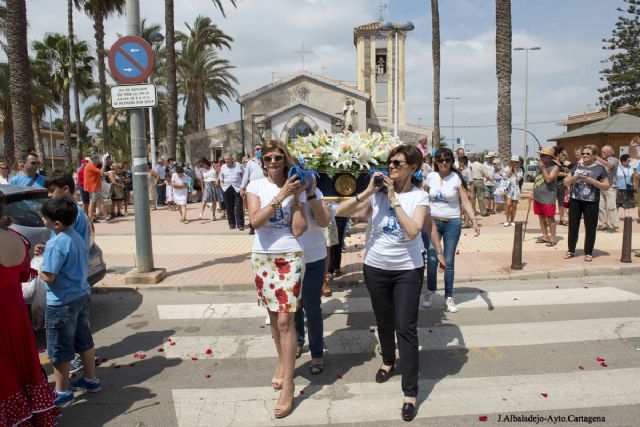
top-left (391, 201), bottom-right (401, 210)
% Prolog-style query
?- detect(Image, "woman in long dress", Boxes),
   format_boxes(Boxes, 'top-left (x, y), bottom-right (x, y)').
top-left (0, 190), bottom-right (60, 425)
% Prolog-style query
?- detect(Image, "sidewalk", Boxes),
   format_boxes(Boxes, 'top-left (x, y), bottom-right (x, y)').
top-left (94, 192), bottom-right (640, 291)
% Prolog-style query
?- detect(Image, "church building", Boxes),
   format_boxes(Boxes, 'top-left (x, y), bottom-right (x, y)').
top-left (183, 20), bottom-right (432, 164)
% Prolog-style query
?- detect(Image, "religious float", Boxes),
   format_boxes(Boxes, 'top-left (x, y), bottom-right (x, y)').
top-left (288, 130), bottom-right (400, 200)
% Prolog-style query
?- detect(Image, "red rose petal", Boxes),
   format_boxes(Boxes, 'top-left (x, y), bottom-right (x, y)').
top-left (170, 342), bottom-right (176, 346)
top-left (596, 357), bottom-right (605, 362)
top-left (541, 393), bottom-right (548, 398)
top-left (139, 354), bottom-right (147, 360)
top-left (128, 363), bottom-right (135, 367)
top-left (192, 357), bottom-right (199, 361)
top-left (578, 365), bottom-right (585, 370)
top-left (158, 348), bottom-right (165, 352)
top-left (70, 373), bottom-right (77, 378)
top-left (456, 250), bottom-right (460, 255)
top-left (100, 357), bottom-right (108, 363)
top-left (479, 415), bottom-right (488, 422)
top-left (114, 364), bottom-right (121, 369)
top-left (336, 373), bottom-right (343, 380)
top-left (204, 374), bottom-right (211, 378)
top-left (600, 361), bottom-right (608, 367)
top-left (205, 349), bottom-right (213, 355)
top-left (133, 353), bottom-right (140, 359)
top-left (299, 389), bottom-right (304, 395)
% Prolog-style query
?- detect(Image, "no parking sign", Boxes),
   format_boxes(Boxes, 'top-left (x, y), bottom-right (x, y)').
top-left (108, 35), bottom-right (155, 84)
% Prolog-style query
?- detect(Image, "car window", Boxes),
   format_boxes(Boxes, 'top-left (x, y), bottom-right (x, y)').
top-left (4, 192), bottom-right (49, 227)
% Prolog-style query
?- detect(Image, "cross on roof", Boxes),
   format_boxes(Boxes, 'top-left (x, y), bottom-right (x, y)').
top-left (294, 42), bottom-right (312, 71)
top-left (378, 0), bottom-right (388, 20)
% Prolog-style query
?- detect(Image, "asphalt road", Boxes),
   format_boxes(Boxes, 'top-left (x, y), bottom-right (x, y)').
top-left (46, 274), bottom-right (640, 426)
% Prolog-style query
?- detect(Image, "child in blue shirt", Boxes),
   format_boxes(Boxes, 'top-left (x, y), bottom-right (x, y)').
top-left (40, 198), bottom-right (100, 407)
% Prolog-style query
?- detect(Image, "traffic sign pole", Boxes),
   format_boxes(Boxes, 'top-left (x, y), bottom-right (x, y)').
top-left (126, 0), bottom-right (154, 274)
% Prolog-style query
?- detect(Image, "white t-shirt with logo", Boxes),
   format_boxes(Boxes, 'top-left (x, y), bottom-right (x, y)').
top-left (426, 171), bottom-right (462, 219)
top-left (247, 179), bottom-right (307, 253)
top-left (364, 187), bottom-right (429, 271)
top-left (297, 188), bottom-right (327, 263)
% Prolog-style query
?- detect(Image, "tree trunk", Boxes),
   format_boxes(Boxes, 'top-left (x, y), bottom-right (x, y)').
top-left (94, 10), bottom-right (110, 151)
top-left (188, 96), bottom-right (199, 134)
top-left (198, 88), bottom-right (206, 132)
top-left (165, 0), bottom-right (178, 158)
top-left (431, 0), bottom-right (441, 149)
top-left (68, 0), bottom-right (83, 164)
top-left (496, 0), bottom-right (512, 164)
top-left (62, 89), bottom-right (72, 167)
top-left (5, 0), bottom-right (34, 164)
top-left (31, 111), bottom-right (45, 165)
top-left (3, 118), bottom-right (14, 169)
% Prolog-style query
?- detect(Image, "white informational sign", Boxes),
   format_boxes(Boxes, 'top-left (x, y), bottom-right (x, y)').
top-left (110, 84), bottom-right (157, 109)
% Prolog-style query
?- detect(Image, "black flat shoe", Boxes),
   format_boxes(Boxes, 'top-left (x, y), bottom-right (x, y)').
top-left (375, 365), bottom-right (394, 383)
top-left (401, 402), bottom-right (417, 422)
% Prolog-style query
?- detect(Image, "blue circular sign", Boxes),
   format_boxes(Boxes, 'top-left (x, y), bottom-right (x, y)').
top-left (108, 36), bottom-right (155, 84)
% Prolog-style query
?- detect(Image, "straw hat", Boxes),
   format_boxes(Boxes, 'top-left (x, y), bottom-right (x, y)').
top-left (510, 155), bottom-right (520, 162)
top-left (485, 151), bottom-right (496, 158)
top-left (538, 146), bottom-right (556, 158)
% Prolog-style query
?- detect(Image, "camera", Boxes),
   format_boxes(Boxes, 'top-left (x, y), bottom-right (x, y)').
top-left (374, 175), bottom-right (384, 186)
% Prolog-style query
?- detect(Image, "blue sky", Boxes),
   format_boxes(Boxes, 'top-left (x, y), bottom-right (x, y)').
top-left (6, 0), bottom-right (623, 155)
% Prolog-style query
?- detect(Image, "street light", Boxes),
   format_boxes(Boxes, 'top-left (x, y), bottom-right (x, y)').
top-left (444, 96), bottom-right (461, 144)
top-left (148, 31), bottom-right (164, 168)
top-left (380, 21), bottom-right (415, 138)
top-left (514, 46), bottom-right (541, 162)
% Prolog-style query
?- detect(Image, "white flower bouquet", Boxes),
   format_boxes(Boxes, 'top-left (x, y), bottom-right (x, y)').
top-left (288, 130), bottom-right (400, 176)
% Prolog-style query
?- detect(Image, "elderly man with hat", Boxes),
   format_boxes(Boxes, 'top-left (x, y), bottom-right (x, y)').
top-left (483, 152), bottom-right (498, 214)
top-left (533, 147), bottom-right (560, 245)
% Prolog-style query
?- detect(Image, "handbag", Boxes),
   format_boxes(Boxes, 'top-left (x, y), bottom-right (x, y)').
top-left (620, 166), bottom-right (634, 192)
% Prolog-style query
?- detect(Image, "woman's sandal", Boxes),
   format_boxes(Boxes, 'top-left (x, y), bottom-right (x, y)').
top-left (274, 389), bottom-right (295, 419)
top-left (584, 255), bottom-right (593, 262)
top-left (545, 240), bottom-right (557, 247)
top-left (563, 252), bottom-right (574, 259)
top-left (535, 237), bottom-right (549, 244)
top-left (309, 364), bottom-right (324, 375)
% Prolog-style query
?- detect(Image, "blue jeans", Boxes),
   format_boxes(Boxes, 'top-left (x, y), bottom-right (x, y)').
top-left (426, 217), bottom-right (462, 298)
top-left (294, 258), bottom-right (326, 358)
top-left (45, 294), bottom-right (94, 364)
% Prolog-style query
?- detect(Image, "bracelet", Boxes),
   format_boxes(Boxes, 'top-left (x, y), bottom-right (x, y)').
top-left (307, 194), bottom-right (317, 201)
top-left (391, 201), bottom-right (401, 210)
top-left (355, 193), bottom-right (361, 202)
top-left (270, 197), bottom-right (282, 210)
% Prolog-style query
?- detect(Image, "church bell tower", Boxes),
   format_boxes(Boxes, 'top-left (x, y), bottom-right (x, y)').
top-left (354, 20), bottom-right (412, 130)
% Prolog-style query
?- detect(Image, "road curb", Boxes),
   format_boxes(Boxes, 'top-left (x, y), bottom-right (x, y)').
top-left (91, 263), bottom-right (639, 293)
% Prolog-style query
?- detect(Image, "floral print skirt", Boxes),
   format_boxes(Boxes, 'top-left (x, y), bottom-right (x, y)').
top-left (251, 252), bottom-right (305, 313)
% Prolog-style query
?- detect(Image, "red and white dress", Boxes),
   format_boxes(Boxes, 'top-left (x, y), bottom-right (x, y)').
top-left (0, 230), bottom-right (59, 426)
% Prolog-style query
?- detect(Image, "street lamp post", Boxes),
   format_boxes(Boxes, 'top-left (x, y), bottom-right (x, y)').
top-left (444, 96), bottom-right (461, 145)
top-left (379, 21), bottom-right (415, 138)
top-left (514, 46), bottom-right (541, 163)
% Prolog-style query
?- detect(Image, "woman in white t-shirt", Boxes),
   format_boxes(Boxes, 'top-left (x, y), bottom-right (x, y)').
top-left (335, 145), bottom-right (430, 422)
top-left (422, 148), bottom-right (479, 314)
top-left (246, 139), bottom-right (308, 419)
top-left (197, 157), bottom-right (219, 221)
top-left (171, 166), bottom-right (189, 223)
top-left (294, 177), bottom-right (331, 375)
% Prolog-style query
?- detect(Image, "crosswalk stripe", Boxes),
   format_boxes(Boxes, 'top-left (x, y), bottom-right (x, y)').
top-left (162, 317), bottom-right (640, 359)
top-left (157, 287), bottom-right (640, 320)
top-left (172, 367), bottom-right (640, 426)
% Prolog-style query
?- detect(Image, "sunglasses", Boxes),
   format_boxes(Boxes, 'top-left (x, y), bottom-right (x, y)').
top-left (30, 161), bottom-right (41, 165)
top-left (263, 155), bottom-right (284, 163)
top-left (581, 152), bottom-right (593, 156)
top-left (436, 158), bottom-right (453, 164)
top-left (388, 159), bottom-right (407, 168)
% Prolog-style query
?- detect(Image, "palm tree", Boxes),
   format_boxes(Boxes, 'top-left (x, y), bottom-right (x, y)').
top-left (30, 60), bottom-right (58, 164)
top-left (164, 0), bottom-right (236, 158)
top-left (69, 0), bottom-right (85, 162)
top-left (177, 16), bottom-right (237, 133)
top-left (4, 0), bottom-right (34, 165)
top-left (431, 0), bottom-right (441, 149)
top-left (0, 63), bottom-right (14, 165)
top-left (81, 0), bottom-right (126, 152)
top-left (496, 0), bottom-right (512, 163)
top-left (33, 33), bottom-right (95, 167)
top-left (0, 1), bottom-right (6, 49)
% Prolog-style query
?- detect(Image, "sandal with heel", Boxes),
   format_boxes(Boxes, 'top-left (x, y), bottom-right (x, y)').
top-left (274, 388), bottom-right (294, 419)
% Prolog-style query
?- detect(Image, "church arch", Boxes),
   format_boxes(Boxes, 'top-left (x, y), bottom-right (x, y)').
top-left (281, 114), bottom-right (320, 142)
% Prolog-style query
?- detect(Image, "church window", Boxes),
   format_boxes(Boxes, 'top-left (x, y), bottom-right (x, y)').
top-left (287, 121), bottom-right (314, 141)
top-left (376, 54), bottom-right (387, 76)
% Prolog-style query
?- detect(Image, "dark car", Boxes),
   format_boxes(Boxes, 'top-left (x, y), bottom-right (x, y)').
top-left (2, 184), bottom-right (106, 285)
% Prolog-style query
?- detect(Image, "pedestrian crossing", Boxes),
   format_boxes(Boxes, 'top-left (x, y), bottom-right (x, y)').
top-left (158, 282), bottom-right (640, 426)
